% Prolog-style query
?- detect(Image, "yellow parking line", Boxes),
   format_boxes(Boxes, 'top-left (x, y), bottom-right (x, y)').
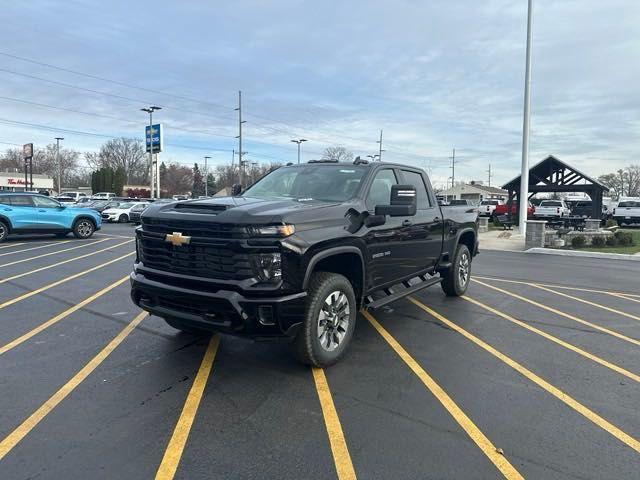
top-left (0, 311), bottom-right (147, 460)
top-left (472, 279), bottom-right (640, 347)
top-left (408, 297), bottom-right (640, 454)
top-left (311, 367), bottom-right (357, 480)
top-left (0, 242), bottom-right (26, 250)
top-left (531, 284), bottom-right (640, 323)
top-left (0, 238), bottom-right (108, 268)
top-left (0, 239), bottom-right (133, 285)
top-left (0, 251), bottom-right (134, 310)
top-left (0, 275), bottom-right (130, 355)
top-left (363, 310), bottom-right (524, 480)
top-left (156, 336), bottom-right (220, 480)
top-left (462, 296), bottom-right (640, 383)
top-left (0, 241), bottom-right (69, 256)
top-left (474, 275), bottom-right (640, 299)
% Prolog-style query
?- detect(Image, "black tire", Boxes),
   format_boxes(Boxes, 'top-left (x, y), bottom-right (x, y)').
top-left (118, 214), bottom-right (129, 223)
top-left (72, 218), bottom-right (95, 239)
top-left (0, 220), bottom-right (8, 243)
top-left (292, 272), bottom-right (357, 367)
top-left (164, 317), bottom-right (210, 335)
top-left (441, 244), bottom-right (472, 297)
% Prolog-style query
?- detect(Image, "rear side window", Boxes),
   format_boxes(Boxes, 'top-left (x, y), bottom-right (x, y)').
top-left (401, 170), bottom-right (431, 209)
top-left (7, 195), bottom-right (34, 206)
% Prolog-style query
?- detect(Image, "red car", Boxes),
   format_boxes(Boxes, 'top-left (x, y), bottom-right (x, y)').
top-left (493, 201), bottom-right (535, 218)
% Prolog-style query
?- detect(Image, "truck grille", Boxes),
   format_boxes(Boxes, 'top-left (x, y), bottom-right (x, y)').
top-left (141, 217), bottom-right (246, 239)
top-left (138, 231), bottom-right (253, 280)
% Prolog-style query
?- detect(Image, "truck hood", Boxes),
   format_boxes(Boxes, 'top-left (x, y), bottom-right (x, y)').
top-left (142, 196), bottom-right (344, 225)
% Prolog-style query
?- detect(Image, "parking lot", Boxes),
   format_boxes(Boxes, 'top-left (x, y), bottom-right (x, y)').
top-left (0, 223), bottom-right (638, 479)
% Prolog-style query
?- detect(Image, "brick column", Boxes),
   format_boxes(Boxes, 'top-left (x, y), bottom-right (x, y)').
top-left (585, 219), bottom-right (601, 231)
top-left (478, 217), bottom-right (489, 233)
top-left (525, 220), bottom-right (546, 249)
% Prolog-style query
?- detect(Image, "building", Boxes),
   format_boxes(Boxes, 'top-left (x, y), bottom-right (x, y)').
top-left (437, 182), bottom-right (508, 203)
top-left (0, 171), bottom-right (54, 192)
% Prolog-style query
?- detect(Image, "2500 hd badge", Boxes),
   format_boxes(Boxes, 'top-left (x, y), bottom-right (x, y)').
top-left (130, 159), bottom-right (478, 366)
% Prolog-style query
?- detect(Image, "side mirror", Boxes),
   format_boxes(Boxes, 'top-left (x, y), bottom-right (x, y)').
top-left (375, 184), bottom-right (417, 217)
top-left (231, 184), bottom-right (242, 196)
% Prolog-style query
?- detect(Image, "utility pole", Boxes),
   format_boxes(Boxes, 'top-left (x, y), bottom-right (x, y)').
top-left (487, 163), bottom-right (492, 187)
top-left (235, 91), bottom-right (247, 186)
top-left (519, 0), bottom-right (534, 235)
top-left (291, 139), bottom-right (307, 164)
top-left (376, 130), bottom-right (384, 161)
top-left (141, 106), bottom-right (161, 198)
top-left (204, 156), bottom-right (211, 196)
top-left (55, 137), bottom-right (64, 194)
top-left (449, 148), bottom-right (457, 186)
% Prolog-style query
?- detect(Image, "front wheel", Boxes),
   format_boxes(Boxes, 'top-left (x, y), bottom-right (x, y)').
top-left (73, 219), bottom-right (95, 239)
top-left (0, 221), bottom-right (8, 243)
top-left (292, 272), bottom-right (356, 367)
top-left (441, 244), bottom-right (471, 297)
top-left (118, 214), bottom-right (129, 223)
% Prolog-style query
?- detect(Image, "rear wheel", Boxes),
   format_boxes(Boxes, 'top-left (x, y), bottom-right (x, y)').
top-left (72, 218), bottom-right (95, 239)
top-left (292, 272), bottom-right (356, 367)
top-left (0, 221), bottom-right (8, 243)
top-left (441, 244), bottom-right (471, 297)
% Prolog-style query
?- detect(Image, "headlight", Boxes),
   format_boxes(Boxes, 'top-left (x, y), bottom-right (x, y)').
top-left (250, 225), bottom-right (295, 237)
top-left (250, 253), bottom-right (282, 283)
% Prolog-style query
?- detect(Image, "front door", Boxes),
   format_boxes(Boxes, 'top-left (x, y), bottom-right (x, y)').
top-left (33, 196), bottom-right (67, 229)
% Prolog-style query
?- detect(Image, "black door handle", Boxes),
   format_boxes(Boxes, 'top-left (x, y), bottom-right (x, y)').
top-left (434, 217), bottom-right (440, 222)
top-left (402, 219), bottom-right (412, 227)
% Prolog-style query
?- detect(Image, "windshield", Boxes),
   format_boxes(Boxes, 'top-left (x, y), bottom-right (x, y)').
top-left (541, 201), bottom-right (562, 206)
top-left (243, 165), bottom-right (368, 202)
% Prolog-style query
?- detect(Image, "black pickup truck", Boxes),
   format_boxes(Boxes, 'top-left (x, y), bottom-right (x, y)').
top-left (130, 160), bottom-right (478, 366)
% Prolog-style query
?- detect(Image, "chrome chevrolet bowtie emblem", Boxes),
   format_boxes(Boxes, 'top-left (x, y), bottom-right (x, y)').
top-left (165, 231), bottom-right (191, 246)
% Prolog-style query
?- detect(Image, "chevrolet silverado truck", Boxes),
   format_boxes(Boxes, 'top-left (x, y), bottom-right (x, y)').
top-left (130, 160), bottom-right (479, 366)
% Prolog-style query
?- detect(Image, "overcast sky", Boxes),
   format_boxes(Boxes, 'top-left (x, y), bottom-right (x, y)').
top-left (0, 0), bottom-right (638, 187)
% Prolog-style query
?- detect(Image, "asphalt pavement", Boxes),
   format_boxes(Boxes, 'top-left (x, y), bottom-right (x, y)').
top-left (0, 223), bottom-right (638, 479)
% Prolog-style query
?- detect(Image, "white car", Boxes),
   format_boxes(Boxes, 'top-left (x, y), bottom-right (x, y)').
top-left (613, 199), bottom-right (640, 226)
top-left (533, 200), bottom-right (570, 218)
top-left (101, 201), bottom-right (150, 223)
top-left (61, 191), bottom-right (88, 202)
top-left (479, 199), bottom-right (503, 218)
top-left (92, 192), bottom-right (116, 200)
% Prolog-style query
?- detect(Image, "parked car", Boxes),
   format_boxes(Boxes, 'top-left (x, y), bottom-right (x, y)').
top-left (128, 202), bottom-right (150, 224)
top-left (102, 201), bottom-right (150, 223)
top-left (569, 200), bottom-right (593, 218)
top-left (75, 197), bottom-right (94, 206)
top-left (61, 191), bottom-right (88, 202)
top-left (132, 160), bottom-right (479, 366)
top-left (448, 199), bottom-right (475, 206)
top-left (479, 199), bottom-right (503, 218)
top-left (91, 192), bottom-right (116, 200)
top-left (172, 195), bottom-right (189, 201)
top-left (534, 200), bottom-right (570, 218)
top-left (613, 200), bottom-right (640, 226)
top-left (494, 201), bottom-right (535, 219)
top-left (0, 193), bottom-right (101, 242)
top-left (55, 196), bottom-right (77, 204)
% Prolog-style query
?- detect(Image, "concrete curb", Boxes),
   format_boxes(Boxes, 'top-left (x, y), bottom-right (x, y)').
top-left (526, 247), bottom-right (640, 261)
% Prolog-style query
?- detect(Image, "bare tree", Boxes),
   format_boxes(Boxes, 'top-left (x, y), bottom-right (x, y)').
top-left (321, 146), bottom-right (354, 162)
top-left (85, 138), bottom-right (148, 184)
top-left (38, 144), bottom-right (80, 191)
top-left (159, 162), bottom-right (193, 196)
top-left (598, 164), bottom-right (640, 199)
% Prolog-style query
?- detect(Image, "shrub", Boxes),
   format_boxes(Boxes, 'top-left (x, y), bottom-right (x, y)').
top-left (591, 236), bottom-right (606, 248)
top-left (614, 231), bottom-right (634, 246)
top-left (605, 219), bottom-right (618, 228)
top-left (606, 236), bottom-right (618, 247)
top-left (571, 235), bottom-right (586, 248)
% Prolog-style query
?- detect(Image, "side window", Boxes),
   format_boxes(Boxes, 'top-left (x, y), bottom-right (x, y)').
top-left (366, 169), bottom-right (397, 210)
top-left (33, 196), bottom-right (61, 208)
top-left (8, 195), bottom-right (34, 207)
top-left (401, 170), bottom-right (430, 209)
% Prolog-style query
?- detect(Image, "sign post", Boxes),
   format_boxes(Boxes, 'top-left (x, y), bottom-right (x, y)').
top-left (145, 123), bottom-right (163, 198)
top-left (23, 143), bottom-right (33, 192)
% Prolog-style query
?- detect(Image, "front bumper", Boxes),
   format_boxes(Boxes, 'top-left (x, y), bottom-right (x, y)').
top-left (101, 213), bottom-right (118, 222)
top-left (130, 266), bottom-right (307, 338)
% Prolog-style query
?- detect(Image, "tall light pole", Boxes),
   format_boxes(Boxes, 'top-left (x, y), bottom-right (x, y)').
top-left (141, 106), bottom-right (161, 198)
top-left (55, 137), bottom-right (64, 194)
top-left (235, 91), bottom-right (247, 186)
top-left (519, 0), bottom-right (534, 235)
top-left (291, 139), bottom-right (307, 164)
top-left (204, 156), bottom-right (211, 197)
top-left (376, 129), bottom-right (384, 161)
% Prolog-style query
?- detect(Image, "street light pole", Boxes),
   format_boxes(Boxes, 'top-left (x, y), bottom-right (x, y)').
top-left (204, 156), bottom-right (211, 197)
top-left (290, 139), bottom-right (307, 164)
top-left (519, 0), bottom-right (534, 235)
top-left (141, 106), bottom-right (161, 198)
top-left (55, 137), bottom-right (64, 194)
top-left (377, 129), bottom-right (384, 161)
top-left (235, 91), bottom-right (247, 186)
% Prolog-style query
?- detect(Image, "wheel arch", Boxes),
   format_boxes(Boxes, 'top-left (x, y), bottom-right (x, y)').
top-left (73, 215), bottom-right (97, 229)
top-left (0, 214), bottom-right (13, 232)
top-left (457, 228), bottom-right (477, 256)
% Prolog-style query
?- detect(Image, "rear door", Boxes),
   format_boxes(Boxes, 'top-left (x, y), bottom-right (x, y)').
top-left (399, 168), bottom-right (443, 270)
top-left (4, 195), bottom-right (38, 230)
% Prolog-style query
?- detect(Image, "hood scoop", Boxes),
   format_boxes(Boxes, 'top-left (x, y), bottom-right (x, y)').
top-left (174, 203), bottom-right (230, 215)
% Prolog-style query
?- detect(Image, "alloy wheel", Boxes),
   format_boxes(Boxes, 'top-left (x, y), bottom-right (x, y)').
top-left (317, 290), bottom-right (350, 352)
top-left (458, 251), bottom-right (470, 286)
top-left (77, 220), bottom-right (93, 237)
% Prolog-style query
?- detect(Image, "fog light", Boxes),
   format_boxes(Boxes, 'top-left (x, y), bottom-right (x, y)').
top-left (258, 305), bottom-right (275, 325)
top-left (250, 253), bottom-right (282, 283)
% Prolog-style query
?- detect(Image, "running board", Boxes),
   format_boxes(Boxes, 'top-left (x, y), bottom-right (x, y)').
top-left (365, 275), bottom-right (442, 310)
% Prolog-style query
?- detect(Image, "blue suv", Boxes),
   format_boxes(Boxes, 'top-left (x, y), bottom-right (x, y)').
top-left (0, 193), bottom-right (101, 242)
